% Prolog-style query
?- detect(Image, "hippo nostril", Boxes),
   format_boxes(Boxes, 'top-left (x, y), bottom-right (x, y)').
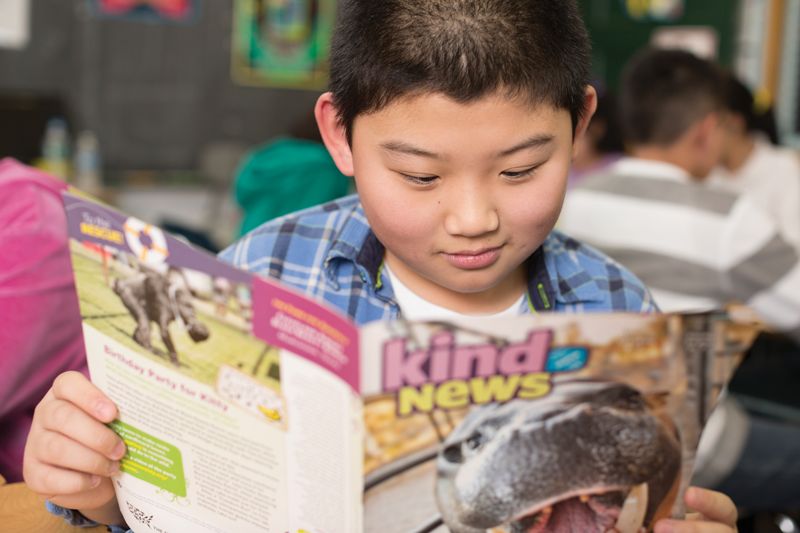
top-left (442, 443), bottom-right (463, 464)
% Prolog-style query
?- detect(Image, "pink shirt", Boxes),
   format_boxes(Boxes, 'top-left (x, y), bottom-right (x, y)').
top-left (0, 158), bottom-right (87, 482)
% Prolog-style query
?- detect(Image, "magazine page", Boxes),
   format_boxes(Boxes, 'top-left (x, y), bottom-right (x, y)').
top-left (64, 192), bottom-right (362, 533)
top-left (359, 313), bottom-right (755, 533)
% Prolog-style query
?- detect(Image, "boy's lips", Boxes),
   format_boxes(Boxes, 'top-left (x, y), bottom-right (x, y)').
top-left (442, 246), bottom-right (502, 269)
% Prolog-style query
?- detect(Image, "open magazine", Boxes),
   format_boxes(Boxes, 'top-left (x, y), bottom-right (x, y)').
top-left (64, 191), bottom-right (757, 533)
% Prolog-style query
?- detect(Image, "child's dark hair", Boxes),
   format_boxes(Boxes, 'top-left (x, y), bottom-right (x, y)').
top-left (328, 0), bottom-right (591, 142)
top-left (722, 72), bottom-right (756, 131)
top-left (619, 48), bottom-right (724, 146)
top-left (592, 89), bottom-right (625, 153)
top-left (722, 71), bottom-right (780, 144)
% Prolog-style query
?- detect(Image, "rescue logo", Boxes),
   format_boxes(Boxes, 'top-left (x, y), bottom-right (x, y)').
top-left (124, 216), bottom-right (169, 266)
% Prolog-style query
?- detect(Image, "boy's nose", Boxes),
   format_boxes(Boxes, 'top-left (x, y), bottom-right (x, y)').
top-left (443, 190), bottom-right (499, 237)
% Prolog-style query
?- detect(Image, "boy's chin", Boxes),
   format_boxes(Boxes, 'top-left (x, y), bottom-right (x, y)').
top-left (426, 272), bottom-right (524, 307)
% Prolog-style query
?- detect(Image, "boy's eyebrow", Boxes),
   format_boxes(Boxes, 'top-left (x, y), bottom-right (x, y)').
top-left (497, 134), bottom-right (555, 157)
top-left (380, 141), bottom-right (441, 159)
top-left (379, 135), bottom-right (555, 159)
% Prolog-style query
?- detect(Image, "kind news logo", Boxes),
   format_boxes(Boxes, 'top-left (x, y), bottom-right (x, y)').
top-left (382, 328), bottom-right (589, 416)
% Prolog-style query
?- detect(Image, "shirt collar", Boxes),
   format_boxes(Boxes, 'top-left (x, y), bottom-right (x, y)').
top-left (611, 157), bottom-right (692, 183)
top-left (324, 200), bottom-right (384, 284)
top-left (540, 232), bottom-right (607, 306)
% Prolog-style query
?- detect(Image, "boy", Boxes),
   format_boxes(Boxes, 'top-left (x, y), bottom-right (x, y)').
top-left (710, 71), bottom-right (800, 251)
top-left (24, 2), bottom-right (737, 531)
top-left (559, 46), bottom-right (800, 513)
top-left (559, 48), bottom-right (800, 335)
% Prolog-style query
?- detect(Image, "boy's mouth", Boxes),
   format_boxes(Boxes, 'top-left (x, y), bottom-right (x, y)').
top-left (442, 246), bottom-right (502, 269)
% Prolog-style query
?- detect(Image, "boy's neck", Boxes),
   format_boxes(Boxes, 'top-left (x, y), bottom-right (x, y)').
top-left (384, 253), bottom-right (528, 315)
top-left (628, 145), bottom-right (704, 181)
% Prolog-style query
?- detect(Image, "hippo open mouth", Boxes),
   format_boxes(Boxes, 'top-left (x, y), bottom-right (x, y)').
top-left (435, 380), bottom-right (681, 533)
top-left (507, 484), bottom-right (648, 533)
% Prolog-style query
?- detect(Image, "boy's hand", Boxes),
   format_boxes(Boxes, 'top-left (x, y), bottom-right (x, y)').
top-left (23, 371), bottom-right (126, 521)
top-left (655, 486), bottom-right (738, 533)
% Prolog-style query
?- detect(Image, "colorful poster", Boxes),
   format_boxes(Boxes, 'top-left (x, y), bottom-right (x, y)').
top-left (231, 0), bottom-right (336, 90)
top-left (622, 0), bottom-right (684, 22)
top-left (89, 0), bottom-right (201, 23)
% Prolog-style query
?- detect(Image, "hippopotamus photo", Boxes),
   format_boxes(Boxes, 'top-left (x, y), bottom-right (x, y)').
top-left (435, 379), bottom-right (682, 533)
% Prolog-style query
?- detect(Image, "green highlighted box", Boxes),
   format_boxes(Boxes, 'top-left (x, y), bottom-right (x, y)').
top-left (110, 420), bottom-right (187, 497)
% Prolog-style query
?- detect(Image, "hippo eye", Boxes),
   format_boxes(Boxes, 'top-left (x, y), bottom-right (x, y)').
top-left (465, 433), bottom-right (483, 450)
top-left (462, 432), bottom-right (487, 457)
top-left (440, 431), bottom-right (487, 464)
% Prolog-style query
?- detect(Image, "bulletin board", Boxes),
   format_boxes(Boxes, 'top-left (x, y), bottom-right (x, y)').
top-left (231, 0), bottom-right (337, 90)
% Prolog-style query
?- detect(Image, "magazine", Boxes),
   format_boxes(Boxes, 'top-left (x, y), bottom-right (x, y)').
top-left (64, 191), bottom-right (758, 533)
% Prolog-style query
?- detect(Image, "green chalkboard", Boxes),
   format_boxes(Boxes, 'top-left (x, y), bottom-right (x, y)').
top-left (578, 0), bottom-right (739, 91)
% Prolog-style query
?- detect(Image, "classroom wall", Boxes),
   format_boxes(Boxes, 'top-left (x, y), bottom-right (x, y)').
top-left (0, 1), bottom-right (744, 176)
top-left (577, 0), bottom-right (739, 90)
top-left (0, 0), bottom-right (319, 177)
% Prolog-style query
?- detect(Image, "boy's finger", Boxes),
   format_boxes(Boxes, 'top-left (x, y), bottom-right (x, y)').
top-left (24, 460), bottom-right (102, 496)
top-left (39, 399), bottom-right (126, 460)
top-left (49, 477), bottom-right (117, 512)
top-left (35, 431), bottom-right (120, 478)
top-left (51, 371), bottom-right (117, 423)
top-left (685, 487), bottom-right (738, 526)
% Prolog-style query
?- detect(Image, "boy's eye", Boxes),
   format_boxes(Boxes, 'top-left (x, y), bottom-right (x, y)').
top-left (400, 173), bottom-right (439, 186)
top-left (501, 165), bottom-right (540, 180)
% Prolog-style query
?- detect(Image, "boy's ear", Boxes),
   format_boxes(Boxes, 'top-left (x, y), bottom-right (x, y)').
top-left (571, 85), bottom-right (599, 158)
top-left (315, 92), bottom-right (355, 176)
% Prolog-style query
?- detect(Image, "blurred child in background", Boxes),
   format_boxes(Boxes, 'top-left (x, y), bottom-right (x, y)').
top-left (709, 72), bottom-right (800, 250)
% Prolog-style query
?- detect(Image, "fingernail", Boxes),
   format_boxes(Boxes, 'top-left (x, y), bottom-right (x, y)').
top-left (112, 440), bottom-right (126, 460)
top-left (95, 401), bottom-right (115, 420)
top-left (90, 475), bottom-right (101, 488)
top-left (108, 462), bottom-right (120, 476)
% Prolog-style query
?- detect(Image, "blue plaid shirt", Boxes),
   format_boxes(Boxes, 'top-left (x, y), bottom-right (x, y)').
top-left (50, 195), bottom-right (656, 533)
top-left (220, 194), bottom-right (657, 321)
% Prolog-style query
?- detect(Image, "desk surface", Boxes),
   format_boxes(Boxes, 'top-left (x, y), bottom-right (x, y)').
top-left (0, 475), bottom-right (107, 533)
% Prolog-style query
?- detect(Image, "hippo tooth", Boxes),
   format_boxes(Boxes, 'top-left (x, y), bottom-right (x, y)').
top-left (614, 483), bottom-right (648, 533)
top-left (580, 494), bottom-right (590, 503)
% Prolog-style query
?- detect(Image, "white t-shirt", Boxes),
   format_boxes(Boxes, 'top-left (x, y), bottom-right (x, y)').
top-left (382, 262), bottom-right (525, 321)
top-left (708, 138), bottom-right (800, 251)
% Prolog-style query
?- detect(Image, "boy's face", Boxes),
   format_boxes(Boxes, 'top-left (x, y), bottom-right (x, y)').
top-left (318, 91), bottom-right (592, 313)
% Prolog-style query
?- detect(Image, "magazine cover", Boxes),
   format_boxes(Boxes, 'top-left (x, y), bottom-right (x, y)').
top-left (359, 314), bottom-right (754, 532)
top-left (64, 191), bottom-right (757, 533)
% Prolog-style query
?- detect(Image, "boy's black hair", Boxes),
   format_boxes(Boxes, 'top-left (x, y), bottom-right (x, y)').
top-left (592, 89), bottom-right (625, 153)
top-left (722, 72), bottom-right (756, 131)
top-left (619, 48), bottom-right (724, 146)
top-left (721, 71), bottom-right (780, 144)
top-left (328, 0), bottom-right (591, 142)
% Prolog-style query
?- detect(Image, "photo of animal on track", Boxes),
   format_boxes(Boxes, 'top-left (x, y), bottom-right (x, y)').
top-left (69, 239), bottom-right (282, 394)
